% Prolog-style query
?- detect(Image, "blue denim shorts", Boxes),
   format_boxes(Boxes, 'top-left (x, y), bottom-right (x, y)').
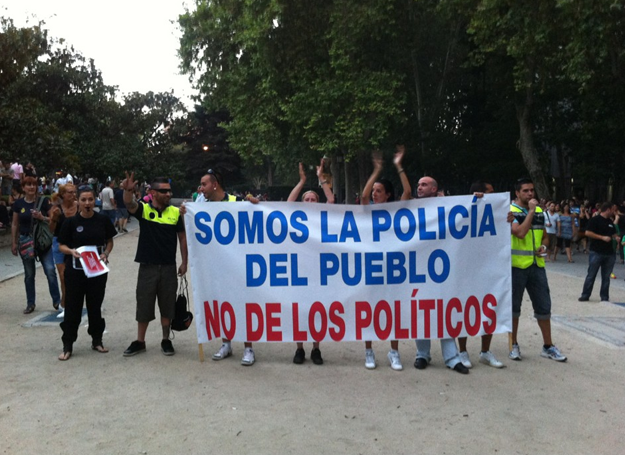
top-left (511, 265), bottom-right (551, 320)
top-left (52, 236), bottom-right (65, 265)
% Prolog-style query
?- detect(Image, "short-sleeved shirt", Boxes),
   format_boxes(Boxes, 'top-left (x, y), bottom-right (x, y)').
top-left (101, 187), bottom-right (115, 210)
top-left (544, 211), bottom-right (559, 235)
top-left (114, 189), bottom-right (126, 210)
top-left (586, 215), bottom-right (616, 255)
top-left (12, 197), bottom-right (52, 235)
top-left (58, 212), bottom-right (117, 267)
top-left (558, 215), bottom-right (574, 239)
top-left (134, 202), bottom-right (184, 265)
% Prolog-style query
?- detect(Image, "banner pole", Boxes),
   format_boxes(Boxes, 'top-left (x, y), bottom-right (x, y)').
top-left (198, 343), bottom-right (205, 362)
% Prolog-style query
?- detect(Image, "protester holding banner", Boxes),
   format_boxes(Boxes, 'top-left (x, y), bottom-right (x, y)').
top-left (191, 169), bottom-right (261, 365)
top-left (122, 174), bottom-right (188, 358)
top-left (409, 175), bottom-right (469, 374)
top-left (287, 159), bottom-right (334, 365)
top-left (57, 185), bottom-right (116, 360)
top-left (359, 146), bottom-right (412, 371)
top-left (456, 181), bottom-right (504, 369)
top-left (510, 178), bottom-right (567, 362)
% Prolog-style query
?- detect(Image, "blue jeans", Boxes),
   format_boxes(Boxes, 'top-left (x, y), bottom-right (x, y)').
top-left (415, 339), bottom-right (461, 368)
top-left (22, 248), bottom-right (61, 307)
top-left (581, 251), bottom-right (616, 301)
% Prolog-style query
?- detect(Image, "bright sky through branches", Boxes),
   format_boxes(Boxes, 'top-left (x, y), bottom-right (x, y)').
top-left (2, 1), bottom-right (195, 107)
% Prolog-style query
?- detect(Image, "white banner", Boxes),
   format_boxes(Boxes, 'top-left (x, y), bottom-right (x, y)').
top-left (185, 194), bottom-right (512, 343)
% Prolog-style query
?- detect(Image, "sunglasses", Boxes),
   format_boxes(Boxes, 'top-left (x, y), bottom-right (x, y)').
top-left (207, 169), bottom-right (223, 187)
top-left (153, 188), bottom-right (173, 194)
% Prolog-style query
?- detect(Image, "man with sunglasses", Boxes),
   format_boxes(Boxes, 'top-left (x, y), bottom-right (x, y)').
top-left (121, 173), bottom-right (188, 357)
top-left (192, 169), bottom-right (259, 365)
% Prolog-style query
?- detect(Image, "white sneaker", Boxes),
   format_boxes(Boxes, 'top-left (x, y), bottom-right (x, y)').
top-left (387, 350), bottom-right (403, 371)
top-left (459, 351), bottom-right (473, 368)
top-left (479, 351), bottom-right (504, 368)
top-left (212, 343), bottom-right (232, 360)
top-left (56, 309), bottom-right (65, 319)
top-left (241, 347), bottom-right (255, 366)
top-left (365, 349), bottom-right (376, 369)
top-left (541, 345), bottom-right (567, 362)
top-left (509, 343), bottom-right (522, 361)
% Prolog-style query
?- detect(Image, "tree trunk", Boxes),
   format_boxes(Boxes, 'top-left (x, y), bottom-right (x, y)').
top-left (515, 90), bottom-right (551, 200)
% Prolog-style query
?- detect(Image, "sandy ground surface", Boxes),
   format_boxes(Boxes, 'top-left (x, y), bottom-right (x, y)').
top-left (1, 229), bottom-right (624, 455)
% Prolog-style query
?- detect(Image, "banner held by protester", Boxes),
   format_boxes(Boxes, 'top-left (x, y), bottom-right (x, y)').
top-left (185, 194), bottom-right (512, 343)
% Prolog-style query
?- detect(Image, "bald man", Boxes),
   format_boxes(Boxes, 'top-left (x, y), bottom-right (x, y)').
top-left (413, 176), bottom-right (469, 374)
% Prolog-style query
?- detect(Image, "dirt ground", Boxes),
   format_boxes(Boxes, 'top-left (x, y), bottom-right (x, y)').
top-left (1, 230), bottom-right (624, 455)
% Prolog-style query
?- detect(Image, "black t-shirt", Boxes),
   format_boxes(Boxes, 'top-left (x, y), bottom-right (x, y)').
top-left (134, 202), bottom-right (184, 265)
top-left (586, 215), bottom-right (616, 255)
top-left (58, 212), bottom-right (117, 266)
top-left (114, 188), bottom-right (126, 209)
top-left (11, 197), bottom-right (52, 235)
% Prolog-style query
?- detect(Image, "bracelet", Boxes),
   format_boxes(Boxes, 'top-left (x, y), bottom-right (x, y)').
top-left (319, 180), bottom-right (327, 185)
top-left (398, 168), bottom-right (405, 174)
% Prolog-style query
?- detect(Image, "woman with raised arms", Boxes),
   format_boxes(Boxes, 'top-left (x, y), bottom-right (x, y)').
top-left (360, 145), bottom-right (412, 371)
top-left (287, 158), bottom-right (334, 365)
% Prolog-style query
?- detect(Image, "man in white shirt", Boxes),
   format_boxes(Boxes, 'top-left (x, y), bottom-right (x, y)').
top-left (544, 202), bottom-right (560, 261)
top-left (100, 180), bottom-right (117, 226)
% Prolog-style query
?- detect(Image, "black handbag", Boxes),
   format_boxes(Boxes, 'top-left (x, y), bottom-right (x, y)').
top-left (171, 276), bottom-right (193, 331)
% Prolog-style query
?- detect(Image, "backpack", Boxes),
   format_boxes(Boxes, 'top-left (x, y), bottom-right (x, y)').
top-left (171, 276), bottom-right (193, 331)
top-left (32, 197), bottom-right (53, 258)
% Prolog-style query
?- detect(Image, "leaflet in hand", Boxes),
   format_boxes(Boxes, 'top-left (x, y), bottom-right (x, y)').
top-left (75, 246), bottom-right (109, 278)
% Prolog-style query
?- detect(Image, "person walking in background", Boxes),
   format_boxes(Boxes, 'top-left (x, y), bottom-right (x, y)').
top-left (57, 185), bottom-right (116, 360)
top-left (49, 183), bottom-right (78, 317)
top-left (114, 179), bottom-right (129, 233)
top-left (287, 159), bottom-right (334, 365)
top-left (579, 203), bottom-right (620, 303)
top-left (100, 180), bottom-right (117, 227)
top-left (557, 203), bottom-right (575, 263)
top-left (545, 202), bottom-right (560, 262)
top-left (10, 175), bottom-right (61, 314)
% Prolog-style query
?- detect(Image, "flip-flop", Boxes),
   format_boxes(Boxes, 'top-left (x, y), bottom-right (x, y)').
top-left (92, 345), bottom-right (109, 353)
top-left (58, 351), bottom-right (72, 361)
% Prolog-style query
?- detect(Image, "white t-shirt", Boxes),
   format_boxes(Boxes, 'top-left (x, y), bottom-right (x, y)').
top-left (101, 187), bottom-right (115, 210)
top-left (544, 211), bottom-right (559, 234)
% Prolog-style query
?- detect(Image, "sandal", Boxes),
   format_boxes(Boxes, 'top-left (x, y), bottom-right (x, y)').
top-left (92, 344), bottom-right (109, 353)
top-left (58, 350), bottom-right (72, 361)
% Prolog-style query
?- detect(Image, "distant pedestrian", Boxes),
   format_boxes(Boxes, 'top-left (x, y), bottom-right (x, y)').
top-left (10, 175), bottom-right (61, 314)
top-left (578, 202), bottom-right (620, 303)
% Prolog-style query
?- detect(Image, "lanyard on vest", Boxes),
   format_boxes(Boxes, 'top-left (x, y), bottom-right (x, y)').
top-left (511, 202), bottom-right (538, 265)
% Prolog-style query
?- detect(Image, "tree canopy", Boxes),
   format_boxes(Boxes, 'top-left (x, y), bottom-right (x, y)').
top-left (179, 0), bottom-right (625, 201)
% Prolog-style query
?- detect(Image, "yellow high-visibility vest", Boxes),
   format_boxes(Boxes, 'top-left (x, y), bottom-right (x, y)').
top-left (510, 203), bottom-right (545, 269)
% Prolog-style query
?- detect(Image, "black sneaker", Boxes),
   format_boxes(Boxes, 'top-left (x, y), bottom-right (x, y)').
top-left (161, 339), bottom-right (175, 356)
top-left (293, 348), bottom-right (305, 364)
top-left (578, 296), bottom-right (589, 302)
top-left (123, 340), bottom-right (146, 357)
top-left (452, 362), bottom-right (470, 374)
top-left (311, 348), bottom-right (323, 365)
top-left (414, 357), bottom-right (428, 370)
